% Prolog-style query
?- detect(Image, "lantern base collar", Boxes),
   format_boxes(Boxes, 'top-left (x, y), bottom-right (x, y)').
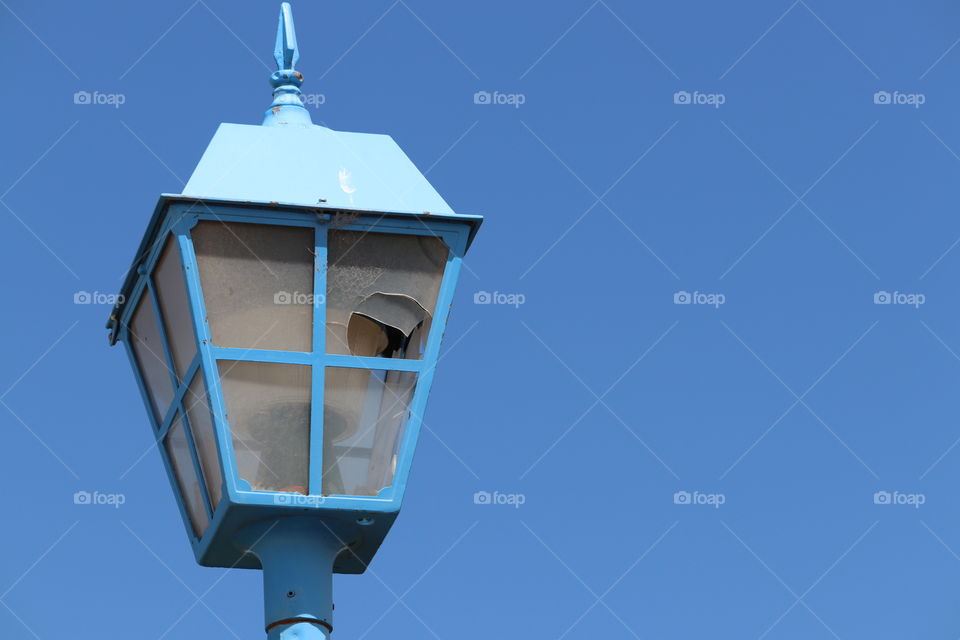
top-left (238, 517), bottom-right (352, 639)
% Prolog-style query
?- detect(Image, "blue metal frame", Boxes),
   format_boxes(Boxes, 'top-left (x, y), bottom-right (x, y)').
top-left (116, 199), bottom-right (470, 567)
top-left (308, 224), bottom-right (327, 495)
top-left (146, 263), bottom-right (217, 528)
top-left (119, 229), bottom-right (223, 551)
top-left (177, 218), bottom-right (239, 550)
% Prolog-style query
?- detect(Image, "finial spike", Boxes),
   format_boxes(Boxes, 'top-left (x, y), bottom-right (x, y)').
top-left (263, 2), bottom-right (312, 127)
top-left (274, 2), bottom-right (299, 70)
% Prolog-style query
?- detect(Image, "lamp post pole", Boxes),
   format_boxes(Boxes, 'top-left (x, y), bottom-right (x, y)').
top-left (239, 518), bottom-right (348, 639)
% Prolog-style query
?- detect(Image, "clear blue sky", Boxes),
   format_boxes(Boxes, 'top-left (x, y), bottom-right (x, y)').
top-left (2, 0), bottom-right (960, 638)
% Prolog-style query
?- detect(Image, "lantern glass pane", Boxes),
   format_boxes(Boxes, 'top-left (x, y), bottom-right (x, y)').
top-left (322, 367), bottom-right (418, 496)
top-left (326, 231), bottom-right (447, 360)
top-left (164, 412), bottom-right (209, 538)
top-left (153, 235), bottom-right (196, 381)
top-left (192, 221), bottom-right (314, 352)
top-left (218, 360), bottom-right (311, 493)
top-left (129, 291), bottom-right (174, 425)
top-left (184, 373), bottom-right (222, 508)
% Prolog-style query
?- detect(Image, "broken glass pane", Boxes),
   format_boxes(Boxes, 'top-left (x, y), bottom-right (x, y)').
top-left (326, 231), bottom-right (447, 359)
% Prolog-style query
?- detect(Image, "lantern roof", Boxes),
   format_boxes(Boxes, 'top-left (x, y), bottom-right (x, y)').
top-left (182, 122), bottom-right (471, 223)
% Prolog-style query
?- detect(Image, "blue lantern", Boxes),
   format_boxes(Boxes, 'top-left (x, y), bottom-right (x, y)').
top-left (107, 4), bottom-right (481, 638)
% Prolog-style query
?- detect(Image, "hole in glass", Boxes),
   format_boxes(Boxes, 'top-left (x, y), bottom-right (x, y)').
top-left (326, 231), bottom-right (447, 360)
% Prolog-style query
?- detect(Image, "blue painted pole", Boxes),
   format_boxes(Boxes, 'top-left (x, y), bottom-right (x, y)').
top-left (238, 518), bottom-right (348, 639)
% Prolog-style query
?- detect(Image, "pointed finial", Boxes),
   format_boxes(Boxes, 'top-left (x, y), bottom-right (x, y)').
top-left (263, 2), bottom-right (313, 127)
top-left (274, 2), bottom-right (299, 71)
